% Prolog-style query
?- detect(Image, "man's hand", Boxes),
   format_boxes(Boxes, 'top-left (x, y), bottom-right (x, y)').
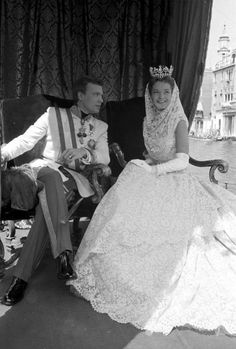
top-left (60, 148), bottom-right (87, 165)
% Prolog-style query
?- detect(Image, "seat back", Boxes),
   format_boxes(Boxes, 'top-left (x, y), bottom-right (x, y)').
top-left (106, 97), bottom-right (146, 176)
top-left (0, 94), bottom-right (76, 165)
top-left (1, 95), bottom-right (50, 165)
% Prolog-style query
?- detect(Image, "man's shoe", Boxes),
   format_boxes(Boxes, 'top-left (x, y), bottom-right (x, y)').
top-left (57, 250), bottom-right (74, 280)
top-left (1, 277), bottom-right (27, 306)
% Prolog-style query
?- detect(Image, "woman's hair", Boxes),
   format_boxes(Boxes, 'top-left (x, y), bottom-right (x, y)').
top-left (148, 76), bottom-right (175, 95)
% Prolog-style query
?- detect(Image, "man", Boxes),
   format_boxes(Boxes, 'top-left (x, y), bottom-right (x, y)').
top-left (1, 75), bottom-right (110, 306)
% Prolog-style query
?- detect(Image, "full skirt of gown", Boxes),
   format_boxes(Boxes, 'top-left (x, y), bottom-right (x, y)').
top-left (68, 162), bottom-right (236, 335)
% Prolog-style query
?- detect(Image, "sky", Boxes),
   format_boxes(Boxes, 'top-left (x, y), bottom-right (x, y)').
top-left (205, 0), bottom-right (236, 68)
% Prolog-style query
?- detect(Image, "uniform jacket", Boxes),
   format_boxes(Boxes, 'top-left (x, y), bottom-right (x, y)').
top-left (2, 106), bottom-right (110, 197)
top-left (2, 106), bottom-right (110, 166)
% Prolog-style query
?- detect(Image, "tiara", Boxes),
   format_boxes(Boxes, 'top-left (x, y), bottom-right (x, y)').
top-left (149, 65), bottom-right (174, 79)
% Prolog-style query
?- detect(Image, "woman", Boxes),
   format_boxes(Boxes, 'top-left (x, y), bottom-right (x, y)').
top-left (68, 66), bottom-right (236, 335)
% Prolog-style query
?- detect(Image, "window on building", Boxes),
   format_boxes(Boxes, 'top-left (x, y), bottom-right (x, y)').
top-left (226, 69), bottom-right (232, 81)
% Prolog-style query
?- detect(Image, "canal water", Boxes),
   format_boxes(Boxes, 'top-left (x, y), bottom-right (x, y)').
top-left (189, 137), bottom-right (236, 194)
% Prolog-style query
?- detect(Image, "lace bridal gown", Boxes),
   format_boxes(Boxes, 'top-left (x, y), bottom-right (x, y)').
top-left (68, 86), bottom-right (236, 336)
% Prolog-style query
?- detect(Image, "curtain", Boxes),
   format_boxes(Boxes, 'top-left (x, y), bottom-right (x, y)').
top-left (0, 0), bottom-right (212, 124)
top-left (166, 0), bottom-right (213, 124)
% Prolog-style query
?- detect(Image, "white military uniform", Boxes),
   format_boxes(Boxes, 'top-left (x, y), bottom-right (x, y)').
top-left (2, 106), bottom-right (110, 197)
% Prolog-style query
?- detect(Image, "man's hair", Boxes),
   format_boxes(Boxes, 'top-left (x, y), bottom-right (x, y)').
top-left (73, 75), bottom-right (103, 99)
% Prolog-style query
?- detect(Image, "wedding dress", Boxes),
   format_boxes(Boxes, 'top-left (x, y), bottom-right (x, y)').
top-left (68, 80), bottom-right (236, 335)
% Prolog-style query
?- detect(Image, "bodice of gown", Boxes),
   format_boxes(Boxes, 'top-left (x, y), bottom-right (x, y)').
top-left (143, 118), bottom-right (176, 163)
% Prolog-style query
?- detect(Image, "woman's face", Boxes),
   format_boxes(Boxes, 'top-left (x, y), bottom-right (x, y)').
top-left (151, 81), bottom-right (173, 111)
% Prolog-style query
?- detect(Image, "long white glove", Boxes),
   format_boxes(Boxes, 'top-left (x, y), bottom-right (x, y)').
top-left (131, 153), bottom-right (189, 176)
top-left (152, 153), bottom-right (189, 176)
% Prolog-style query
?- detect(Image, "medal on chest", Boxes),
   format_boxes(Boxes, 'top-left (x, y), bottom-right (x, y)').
top-left (77, 118), bottom-right (95, 144)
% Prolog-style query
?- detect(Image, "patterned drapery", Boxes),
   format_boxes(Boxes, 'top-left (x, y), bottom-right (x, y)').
top-left (0, 0), bottom-right (212, 124)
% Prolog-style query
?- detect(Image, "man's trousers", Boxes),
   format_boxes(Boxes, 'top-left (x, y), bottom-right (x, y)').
top-left (14, 167), bottom-right (73, 282)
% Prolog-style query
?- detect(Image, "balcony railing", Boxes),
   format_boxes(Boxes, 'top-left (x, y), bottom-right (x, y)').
top-left (215, 58), bottom-right (235, 70)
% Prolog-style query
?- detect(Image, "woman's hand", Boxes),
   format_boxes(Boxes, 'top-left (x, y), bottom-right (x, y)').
top-left (143, 151), bottom-right (156, 165)
top-left (130, 159), bottom-right (153, 173)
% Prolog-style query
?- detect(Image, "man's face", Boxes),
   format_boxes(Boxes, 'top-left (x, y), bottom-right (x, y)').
top-left (78, 83), bottom-right (103, 114)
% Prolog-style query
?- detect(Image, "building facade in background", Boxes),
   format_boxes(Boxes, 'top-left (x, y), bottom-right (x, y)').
top-left (190, 68), bottom-right (213, 137)
top-left (191, 25), bottom-right (236, 139)
top-left (211, 25), bottom-right (236, 138)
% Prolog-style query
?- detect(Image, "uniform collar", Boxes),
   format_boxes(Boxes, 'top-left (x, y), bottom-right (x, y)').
top-left (70, 105), bottom-right (94, 121)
